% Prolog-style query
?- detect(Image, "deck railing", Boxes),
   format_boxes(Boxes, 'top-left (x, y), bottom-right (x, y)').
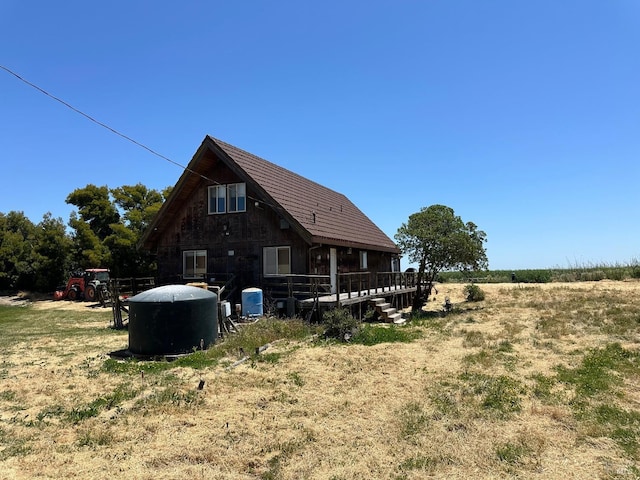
top-left (336, 271), bottom-right (417, 305)
top-left (262, 274), bottom-right (332, 300)
top-left (262, 271), bottom-right (418, 307)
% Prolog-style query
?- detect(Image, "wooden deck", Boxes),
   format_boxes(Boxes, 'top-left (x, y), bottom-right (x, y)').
top-left (261, 271), bottom-right (418, 319)
top-left (299, 283), bottom-right (418, 308)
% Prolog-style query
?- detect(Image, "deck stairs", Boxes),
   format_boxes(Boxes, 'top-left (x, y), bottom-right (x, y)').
top-left (370, 298), bottom-right (406, 325)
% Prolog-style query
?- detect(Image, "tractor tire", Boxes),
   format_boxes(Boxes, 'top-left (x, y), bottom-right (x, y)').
top-left (67, 288), bottom-right (78, 301)
top-left (85, 285), bottom-right (97, 302)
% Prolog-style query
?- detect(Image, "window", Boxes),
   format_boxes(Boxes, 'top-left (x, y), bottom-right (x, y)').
top-left (208, 185), bottom-right (226, 214)
top-left (263, 246), bottom-right (291, 276)
top-left (360, 250), bottom-right (368, 270)
top-left (228, 183), bottom-right (246, 212)
top-left (207, 183), bottom-right (246, 214)
top-left (183, 250), bottom-right (207, 279)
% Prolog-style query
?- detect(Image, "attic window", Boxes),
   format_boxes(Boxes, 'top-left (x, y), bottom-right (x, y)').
top-left (228, 183), bottom-right (246, 212)
top-left (208, 185), bottom-right (226, 214)
top-left (208, 183), bottom-right (246, 214)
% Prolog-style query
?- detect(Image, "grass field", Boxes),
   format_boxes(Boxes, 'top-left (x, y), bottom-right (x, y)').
top-left (1, 281), bottom-right (639, 479)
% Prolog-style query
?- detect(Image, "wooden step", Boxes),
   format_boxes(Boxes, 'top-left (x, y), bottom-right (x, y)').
top-left (370, 297), bottom-right (406, 324)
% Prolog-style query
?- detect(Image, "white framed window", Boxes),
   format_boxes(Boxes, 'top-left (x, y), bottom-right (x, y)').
top-left (228, 183), bottom-right (246, 212)
top-left (263, 246), bottom-right (291, 276)
top-left (183, 250), bottom-right (207, 279)
top-left (359, 250), bottom-right (368, 270)
top-left (207, 183), bottom-right (246, 214)
top-left (208, 185), bottom-right (226, 214)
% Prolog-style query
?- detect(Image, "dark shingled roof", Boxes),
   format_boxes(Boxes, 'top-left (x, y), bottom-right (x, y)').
top-left (142, 136), bottom-right (399, 253)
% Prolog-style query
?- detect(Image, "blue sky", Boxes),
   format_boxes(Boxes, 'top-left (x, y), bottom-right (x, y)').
top-left (1, 1), bottom-right (639, 270)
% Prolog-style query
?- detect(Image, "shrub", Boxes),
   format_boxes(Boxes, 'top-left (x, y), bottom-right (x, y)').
top-left (464, 284), bottom-right (486, 302)
top-left (322, 308), bottom-right (360, 341)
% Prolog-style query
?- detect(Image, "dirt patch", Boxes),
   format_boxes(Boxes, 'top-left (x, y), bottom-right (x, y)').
top-left (0, 293), bottom-right (109, 312)
top-left (0, 295), bottom-right (30, 307)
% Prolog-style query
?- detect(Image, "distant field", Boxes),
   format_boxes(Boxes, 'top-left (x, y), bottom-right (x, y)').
top-left (439, 261), bottom-right (640, 284)
top-left (1, 280), bottom-right (639, 479)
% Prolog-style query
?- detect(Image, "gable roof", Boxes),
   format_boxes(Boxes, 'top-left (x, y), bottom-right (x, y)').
top-left (141, 136), bottom-right (399, 254)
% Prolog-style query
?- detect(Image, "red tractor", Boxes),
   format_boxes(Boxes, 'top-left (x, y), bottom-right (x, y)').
top-left (54, 269), bottom-right (111, 304)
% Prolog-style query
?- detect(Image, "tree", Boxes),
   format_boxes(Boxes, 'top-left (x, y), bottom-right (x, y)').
top-left (0, 211), bottom-right (71, 291)
top-left (106, 183), bottom-right (167, 277)
top-left (395, 204), bottom-right (488, 312)
top-left (0, 211), bottom-right (37, 290)
top-left (66, 184), bottom-right (120, 240)
top-left (32, 213), bottom-right (72, 291)
top-left (66, 183), bottom-right (168, 278)
top-left (68, 212), bottom-right (111, 269)
top-left (110, 183), bottom-right (165, 235)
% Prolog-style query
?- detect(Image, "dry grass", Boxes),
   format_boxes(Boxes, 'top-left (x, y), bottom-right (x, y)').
top-left (1, 281), bottom-right (639, 479)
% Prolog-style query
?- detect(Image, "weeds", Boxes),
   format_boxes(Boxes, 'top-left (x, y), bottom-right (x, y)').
top-left (463, 339), bottom-right (516, 370)
top-left (592, 405), bottom-right (640, 458)
top-left (397, 401), bottom-right (430, 442)
top-left (555, 343), bottom-right (637, 398)
top-left (496, 440), bottom-right (532, 465)
top-left (462, 330), bottom-right (486, 348)
top-left (554, 343), bottom-right (640, 458)
top-left (351, 324), bottom-right (421, 345)
top-left (429, 388), bottom-right (460, 418)
top-left (77, 426), bottom-right (115, 447)
top-left (286, 371), bottom-right (305, 387)
top-left (459, 373), bottom-right (525, 418)
top-left (136, 386), bottom-right (201, 410)
top-left (396, 454), bottom-right (449, 476)
top-left (66, 383), bottom-right (138, 424)
top-left (261, 430), bottom-right (316, 479)
top-left (0, 437), bottom-right (31, 461)
top-left (530, 373), bottom-right (560, 404)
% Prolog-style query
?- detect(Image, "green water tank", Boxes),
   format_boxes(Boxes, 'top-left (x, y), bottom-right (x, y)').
top-left (128, 285), bottom-right (217, 356)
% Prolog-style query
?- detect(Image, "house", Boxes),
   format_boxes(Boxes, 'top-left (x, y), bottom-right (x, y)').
top-left (140, 135), bottom-right (402, 310)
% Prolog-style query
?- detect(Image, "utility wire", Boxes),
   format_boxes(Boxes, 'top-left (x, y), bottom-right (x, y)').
top-left (1, 64), bottom-right (282, 212)
top-left (0, 64), bottom-right (217, 186)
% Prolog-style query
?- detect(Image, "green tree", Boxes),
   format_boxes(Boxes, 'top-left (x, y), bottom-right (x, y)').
top-left (395, 205), bottom-right (488, 312)
top-left (66, 184), bottom-right (120, 240)
top-left (110, 183), bottom-right (164, 235)
top-left (33, 213), bottom-right (72, 291)
top-left (66, 183), bottom-right (168, 278)
top-left (106, 183), bottom-right (167, 277)
top-left (0, 211), bottom-right (37, 290)
top-left (0, 211), bottom-right (70, 291)
top-left (68, 212), bottom-right (111, 269)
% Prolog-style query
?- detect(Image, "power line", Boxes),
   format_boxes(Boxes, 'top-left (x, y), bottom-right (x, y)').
top-left (0, 64), bottom-right (275, 209)
top-left (0, 64), bottom-right (192, 172)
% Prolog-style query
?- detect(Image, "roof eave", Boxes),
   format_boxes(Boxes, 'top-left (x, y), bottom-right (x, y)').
top-left (310, 236), bottom-right (400, 254)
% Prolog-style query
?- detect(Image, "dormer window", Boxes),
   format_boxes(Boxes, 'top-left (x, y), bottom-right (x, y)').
top-left (208, 183), bottom-right (246, 214)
